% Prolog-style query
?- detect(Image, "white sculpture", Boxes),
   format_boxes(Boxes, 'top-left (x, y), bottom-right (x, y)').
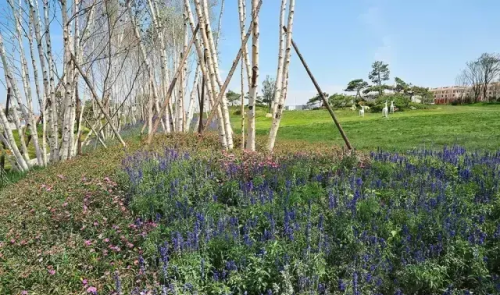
top-left (359, 105), bottom-right (365, 117)
top-left (390, 100), bottom-right (395, 114)
top-left (382, 101), bottom-right (389, 118)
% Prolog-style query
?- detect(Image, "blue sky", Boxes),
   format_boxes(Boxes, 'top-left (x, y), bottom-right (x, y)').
top-left (1, 0), bottom-right (500, 107)
top-left (217, 0), bottom-right (500, 105)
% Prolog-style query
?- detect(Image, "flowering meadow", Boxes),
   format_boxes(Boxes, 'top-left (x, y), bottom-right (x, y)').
top-left (119, 146), bottom-right (500, 295)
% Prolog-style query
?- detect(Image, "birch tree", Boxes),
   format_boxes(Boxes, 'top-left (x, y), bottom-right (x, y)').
top-left (267, 0), bottom-right (296, 151)
top-left (270, 0), bottom-right (287, 115)
top-left (247, 0), bottom-right (260, 151)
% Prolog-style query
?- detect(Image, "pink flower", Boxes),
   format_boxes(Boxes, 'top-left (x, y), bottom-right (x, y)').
top-left (84, 240), bottom-right (92, 246)
top-left (86, 286), bottom-right (97, 293)
top-left (21, 291), bottom-right (28, 295)
top-left (62, 202), bottom-right (68, 207)
top-left (82, 279), bottom-right (88, 285)
top-left (48, 269), bottom-right (56, 275)
top-left (104, 238), bottom-right (109, 243)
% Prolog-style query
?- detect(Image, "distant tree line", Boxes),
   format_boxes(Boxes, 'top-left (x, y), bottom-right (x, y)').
top-left (306, 61), bottom-right (433, 111)
top-left (456, 53), bottom-right (500, 103)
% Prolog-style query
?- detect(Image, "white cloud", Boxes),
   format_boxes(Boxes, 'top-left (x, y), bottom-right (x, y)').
top-left (359, 5), bottom-right (395, 64)
top-left (374, 36), bottom-right (394, 64)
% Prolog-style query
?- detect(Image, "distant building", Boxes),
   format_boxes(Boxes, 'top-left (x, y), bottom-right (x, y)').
top-left (285, 104), bottom-right (310, 111)
top-left (430, 82), bottom-right (500, 104)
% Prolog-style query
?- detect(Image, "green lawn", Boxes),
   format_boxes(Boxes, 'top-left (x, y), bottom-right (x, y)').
top-left (230, 104), bottom-right (500, 151)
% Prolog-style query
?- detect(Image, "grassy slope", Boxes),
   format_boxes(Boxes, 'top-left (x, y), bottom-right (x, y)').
top-left (230, 104), bottom-right (500, 151)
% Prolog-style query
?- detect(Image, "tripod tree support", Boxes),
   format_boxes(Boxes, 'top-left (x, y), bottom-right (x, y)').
top-left (283, 26), bottom-right (353, 151)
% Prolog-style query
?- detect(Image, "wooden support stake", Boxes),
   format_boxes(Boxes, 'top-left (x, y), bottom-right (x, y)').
top-left (198, 59), bottom-right (206, 134)
top-left (201, 0), bottom-right (262, 133)
top-left (283, 26), bottom-right (353, 150)
top-left (72, 53), bottom-right (127, 148)
top-left (146, 24), bottom-right (200, 145)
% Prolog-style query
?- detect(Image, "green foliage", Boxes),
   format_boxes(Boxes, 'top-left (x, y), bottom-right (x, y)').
top-left (307, 92), bottom-right (328, 108)
top-left (0, 143), bottom-right (143, 294)
top-left (372, 94), bottom-right (411, 112)
top-left (226, 90), bottom-right (241, 107)
top-left (328, 93), bottom-right (353, 108)
top-left (368, 61), bottom-right (390, 95)
top-left (261, 76), bottom-right (276, 111)
top-left (345, 79), bottom-right (369, 99)
top-left (394, 77), bottom-right (410, 94)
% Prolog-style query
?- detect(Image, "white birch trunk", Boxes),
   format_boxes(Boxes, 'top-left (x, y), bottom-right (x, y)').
top-left (267, 0), bottom-right (296, 151)
top-left (59, 0), bottom-right (75, 161)
top-left (238, 0), bottom-right (252, 85)
top-left (0, 105), bottom-right (29, 172)
top-left (147, 0), bottom-right (171, 134)
top-left (240, 58), bottom-right (245, 150)
top-left (189, 0), bottom-right (227, 149)
top-left (27, 0), bottom-right (47, 166)
top-left (179, 9), bottom-right (189, 132)
top-left (43, 0), bottom-right (59, 162)
top-left (185, 64), bottom-right (201, 131)
top-left (29, 0), bottom-right (49, 165)
top-left (247, 0), bottom-right (260, 151)
top-left (271, 0), bottom-right (288, 115)
top-left (201, 0), bottom-right (233, 149)
top-left (9, 0), bottom-right (43, 166)
top-left (127, 1), bottom-right (164, 135)
top-left (72, 95), bottom-right (85, 156)
top-left (0, 33), bottom-right (31, 165)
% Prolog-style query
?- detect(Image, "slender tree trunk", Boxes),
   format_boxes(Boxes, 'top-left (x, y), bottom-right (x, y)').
top-left (74, 89), bottom-right (84, 156)
top-left (148, 0), bottom-right (172, 133)
top-left (148, 84), bottom-right (153, 135)
top-left (267, 0), bottom-right (295, 151)
top-left (238, 0), bottom-right (252, 86)
top-left (271, 0), bottom-right (288, 115)
top-left (198, 67), bottom-right (206, 133)
top-left (42, 0), bottom-right (59, 162)
top-left (59, 0), bottom-right (75, 161)
top-left (0, 104), bottom-right (29, 171)
top-left (145, 24), bottom-right (199, 144)
top-left (247, 0), bottom-right (260, 151)
top-left (186, 64), bottom-right (201, 131)
top-left (73, 54), bottom-right (126, 147)
top-left (202, 1), bottom-right (262, 133)
top-left (29, 0), bottom-right (49, 165)
top-left (240, 59), bottom-right (246, 150)
top-left (0, 33), bottom-right (31, 165)
top-left (9, 0), bottom-right (43, 166)
top-left (190, 0), bottom-right (227, 149)
top-left (201, 0), bottom-right (233, 149)
top-left (127, 0), bottom-right (164, 135)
